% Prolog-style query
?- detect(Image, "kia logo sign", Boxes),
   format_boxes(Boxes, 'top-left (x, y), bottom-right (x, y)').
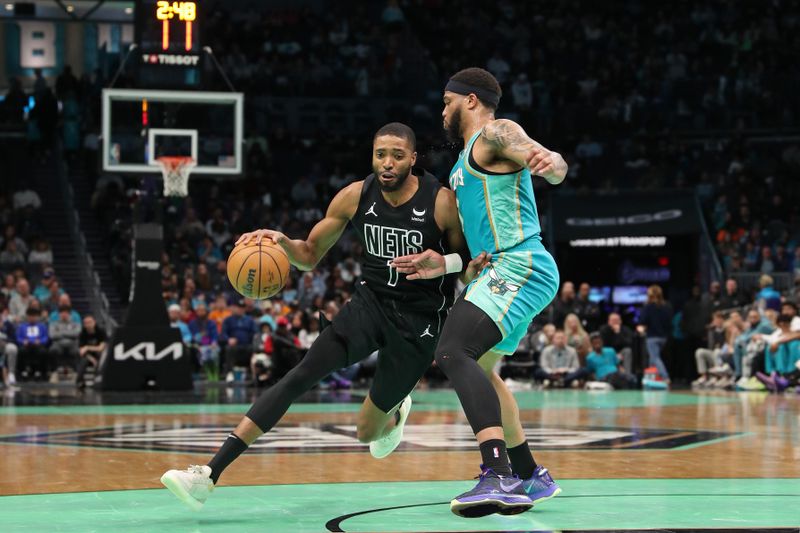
top-left (566, 209), bottom-right (682, 226)
top-left (114, 342), bottom-right (184, 361)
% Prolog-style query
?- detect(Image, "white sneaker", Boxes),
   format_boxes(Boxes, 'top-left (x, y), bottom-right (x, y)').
top-left (8, 373), bottom-right (16, 385)
top-left (161, 465), bottom-right (215, 511)
top-left (503, 377), bottom-right (533, 391)
top-left (691, 376), bottom-right (707, 387)
top-left (225, 371), bottom-right (235, 383)
top-left (585, 380), bottom-right (613, 391)
top-left (370, 395), bottom-right (412, 459)
top-left (715, 376), bottom-right (733, 389)
top-left (709, 364), bottom-right (732, 376)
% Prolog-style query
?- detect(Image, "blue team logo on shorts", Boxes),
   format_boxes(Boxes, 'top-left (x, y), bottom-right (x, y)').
top-left (487, 266), bottom-right (521, 297)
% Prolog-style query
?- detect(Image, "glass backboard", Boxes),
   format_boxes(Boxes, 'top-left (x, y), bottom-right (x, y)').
top-left (102, 89), bottom-right (243, 175)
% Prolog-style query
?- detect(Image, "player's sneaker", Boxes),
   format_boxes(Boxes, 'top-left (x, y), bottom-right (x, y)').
top-left (755, 371), bottom-right (780, 392)
top-left (161, 464), bottom-right (215, 511)
top-left (737, 376), bottom-right (766, 391)
top-left (523, 465), bottom-right (562, 504)
top-left (450, 465), bottom-right (533, 518)
top-left (370, 395), bottom-right (411, 459)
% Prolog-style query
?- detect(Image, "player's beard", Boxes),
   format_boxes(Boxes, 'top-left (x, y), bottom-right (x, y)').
top-left (445, 107), bottom-right (463, 144)
top-left (375, 165), bottom-right (411, 192)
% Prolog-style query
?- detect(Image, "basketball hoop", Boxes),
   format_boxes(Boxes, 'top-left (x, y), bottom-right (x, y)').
top-left (156, 156), bottom-right (196, 197)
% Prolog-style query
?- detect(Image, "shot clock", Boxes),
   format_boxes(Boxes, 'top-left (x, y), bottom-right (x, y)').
top-left (135, 0), bottom-right (203, 88)
top-left (155, 1), bottom-right (197, 52)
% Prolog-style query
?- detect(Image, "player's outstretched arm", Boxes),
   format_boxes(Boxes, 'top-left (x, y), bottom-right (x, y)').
top-left (391, 249), bottom-right (490, 282)
top-left (236, 182), bottom-right (360, 271)
top-left (392, 188), bottom-right (490, 282)
top-left (480, 119), bottom-right (568, 185)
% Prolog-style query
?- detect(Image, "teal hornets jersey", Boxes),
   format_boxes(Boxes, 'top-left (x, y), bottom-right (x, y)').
top-left (448, 130), bottom-right (542, 255)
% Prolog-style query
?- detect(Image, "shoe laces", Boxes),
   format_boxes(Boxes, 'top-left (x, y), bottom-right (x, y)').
top-left (474, 464), bottom-right (496, 481)
top-left (474, 465), bottom-right (517, 482)
top-left (187, 464), bottom-right (206, 475)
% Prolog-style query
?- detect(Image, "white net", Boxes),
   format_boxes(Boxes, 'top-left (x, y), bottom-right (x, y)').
top-left (157, 156), bottom-right (196, 197)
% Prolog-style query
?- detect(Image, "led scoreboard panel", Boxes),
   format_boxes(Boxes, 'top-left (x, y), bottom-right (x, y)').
top-left (136, 1), bottom-right (202, 88)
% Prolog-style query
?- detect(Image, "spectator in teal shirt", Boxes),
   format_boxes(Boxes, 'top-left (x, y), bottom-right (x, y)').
top-left (586, 333), bottom-right (637, 389)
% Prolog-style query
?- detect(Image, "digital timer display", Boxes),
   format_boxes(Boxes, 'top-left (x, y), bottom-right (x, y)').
top-left (137, 0), bottom-right (201, 55)
top-left (156, 1), bottom-right (196, 51)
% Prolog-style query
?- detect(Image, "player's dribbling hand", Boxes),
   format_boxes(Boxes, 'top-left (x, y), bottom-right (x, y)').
top-left (236, 229), bottom-right (286, 246)
top-left (525, 146), bottom-right (567, 185)
top-left (391, 249), bottom-right (445, 280)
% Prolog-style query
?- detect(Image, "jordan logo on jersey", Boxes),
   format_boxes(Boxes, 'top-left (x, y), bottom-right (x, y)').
top-left (363, 223), bottom-right (423, 259)
top-left (487, 266), bottom-right (521, 296)
top-left (420, 325), bottom-right (434, 338)
top-left (365, 202), bottom-right (378, 217)
top-left (449, 168), bottom-right (464, 190)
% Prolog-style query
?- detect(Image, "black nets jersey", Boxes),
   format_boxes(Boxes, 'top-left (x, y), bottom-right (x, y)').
top-left (350, 170), bottom-right (456, 313)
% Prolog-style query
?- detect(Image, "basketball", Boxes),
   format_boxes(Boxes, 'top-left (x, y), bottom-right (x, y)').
top-left (226, 241), bottom-right (290, 300)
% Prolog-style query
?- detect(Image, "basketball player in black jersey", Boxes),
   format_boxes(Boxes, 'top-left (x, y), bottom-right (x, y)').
top-left (160, 122), bottom-right (489, 509)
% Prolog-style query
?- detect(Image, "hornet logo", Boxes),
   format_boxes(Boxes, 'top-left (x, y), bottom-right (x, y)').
top-left (487, 266), bottom-right (521, 296)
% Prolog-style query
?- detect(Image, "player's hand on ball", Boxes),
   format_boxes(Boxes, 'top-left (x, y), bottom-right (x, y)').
top-left (236, 229), bottom-right (286, 246)
top-left (463, 252), bottom-right (491, 283)
top-left (526, 146), bottom-right (567, 184)
top-left (391, 249), bottom-right (445, 280)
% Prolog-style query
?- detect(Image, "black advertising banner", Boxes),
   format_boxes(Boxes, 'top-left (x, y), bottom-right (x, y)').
top-left (550, 192), bottom-right (702, 241)
top-left (103, 326), bottom-right (192, 391)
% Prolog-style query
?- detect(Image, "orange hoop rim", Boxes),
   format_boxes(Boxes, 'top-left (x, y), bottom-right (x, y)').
top-left (156, 156), bottom-right (196, 169)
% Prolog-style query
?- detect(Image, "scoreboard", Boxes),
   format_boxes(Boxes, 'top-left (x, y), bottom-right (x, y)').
top-left (135, 1), bottom-right (202, 88)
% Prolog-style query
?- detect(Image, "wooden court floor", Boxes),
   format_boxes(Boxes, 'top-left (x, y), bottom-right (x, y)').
top-left (1, 387), bottom-right (799, 532)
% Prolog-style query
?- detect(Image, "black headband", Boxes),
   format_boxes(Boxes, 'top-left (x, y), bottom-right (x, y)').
top-left (444, 79), bottom-right (500, 107)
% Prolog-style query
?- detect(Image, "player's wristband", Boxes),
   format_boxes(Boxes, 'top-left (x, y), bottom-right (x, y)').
top-left (444, 253), bottom-right (463, 274)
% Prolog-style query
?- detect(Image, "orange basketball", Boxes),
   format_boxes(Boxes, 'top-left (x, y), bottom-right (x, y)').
top-left (226, 240), bottom-right (290, 300)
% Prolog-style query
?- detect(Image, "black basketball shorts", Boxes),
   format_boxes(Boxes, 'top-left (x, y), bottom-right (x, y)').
top-left (330, 283), bottom-right (444, 413)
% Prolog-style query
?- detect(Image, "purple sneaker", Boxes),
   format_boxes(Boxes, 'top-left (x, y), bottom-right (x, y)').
top-left (522, 465), bottom-right (562, 504)
top-left (755, 371), bottom-right (777, 392)
top-left (450, 465), bottom-right (533, 518)
top-left (774, 375), bottom-right (790, 392)
top-left (332, 376), bottom-right (352, 389)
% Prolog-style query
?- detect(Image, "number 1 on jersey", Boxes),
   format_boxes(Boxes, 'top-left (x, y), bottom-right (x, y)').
top-left (386, 259), bottom-right (399, 287)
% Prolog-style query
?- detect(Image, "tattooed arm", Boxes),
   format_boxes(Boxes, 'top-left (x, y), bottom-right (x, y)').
top-left (480, 119), bottom-right (568, 185)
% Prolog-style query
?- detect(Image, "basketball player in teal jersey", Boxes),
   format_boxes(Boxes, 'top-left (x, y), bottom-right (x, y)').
top-left (393, 67), bottom-right (567, 517)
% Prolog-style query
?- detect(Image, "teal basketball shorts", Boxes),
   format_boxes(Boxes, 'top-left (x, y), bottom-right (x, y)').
top-left (463, 248), bottom-right (559, 355)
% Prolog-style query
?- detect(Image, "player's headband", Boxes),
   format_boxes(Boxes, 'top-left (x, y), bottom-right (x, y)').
top-left (444, 79), bottom-right (500, 108)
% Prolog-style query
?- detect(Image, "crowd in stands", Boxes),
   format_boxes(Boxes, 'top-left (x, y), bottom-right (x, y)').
top-left (202, 0), bottom-right (421, 99)
top-left (0, 182), bottom-right (101, 389)
top-left (498, 276), bottom-right (800, 392)
top-left (2, 1), bottom-right (800, 392)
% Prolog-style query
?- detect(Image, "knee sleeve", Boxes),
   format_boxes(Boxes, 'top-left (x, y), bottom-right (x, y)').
top-left (435, 297), bottom-right (502, 366)
top-left (433, 298), bottom-right (504, 434)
